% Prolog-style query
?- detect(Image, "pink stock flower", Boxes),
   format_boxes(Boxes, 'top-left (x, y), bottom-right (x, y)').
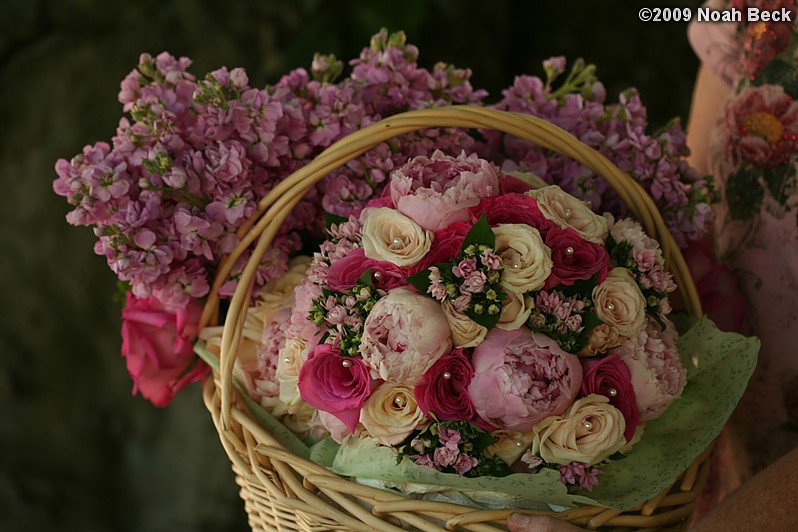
top-left (120, 293), bottom-right (208, 407)
top-left (298, 344), bottom-right (373, 432)
top-left (581, 355), bottom-right (639, 442)
top-left (468, 328), bottom-right (583, 432)
top-left (390, 150), bottom-right (500, 231)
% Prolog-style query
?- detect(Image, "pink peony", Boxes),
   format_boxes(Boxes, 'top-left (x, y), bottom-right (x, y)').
top-left (120, 293), bottom-right (209, 407)
top-left (326, 247), bottom-right (407, 292)
top-left (298, 344), bottom-right (373, 432)
top-left (611, 318), bottom-right (687, 421)
top-left (359, 287), bottom-right (452, 383)
top-left (414, 348), bottom-right (482, 425)
top-left (390, 150), bottom-right (500, 231)
top-left (544, 226), bottom-right (610, 289)
top-left (468, 328), bottom-right (582, 432)
top-left (581, 355), bottom-right (639, 442)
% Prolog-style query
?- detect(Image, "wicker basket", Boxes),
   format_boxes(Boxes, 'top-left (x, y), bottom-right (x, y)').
top-left (198, 105), bottom-right (708, 531)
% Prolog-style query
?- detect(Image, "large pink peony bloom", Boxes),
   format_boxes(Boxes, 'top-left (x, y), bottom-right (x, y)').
top-left (611, 317), bottom-right (687, 421)
top-left (359, 287), bottom-right (452, 384)
top-left (722, 84), bottom-right (798, 167)
top-left (468, 328), bottom-right (582, 432)
top-left (390, 150), bottom-right (500, 231)
top-left (121, 293), bottom-right (209, 407)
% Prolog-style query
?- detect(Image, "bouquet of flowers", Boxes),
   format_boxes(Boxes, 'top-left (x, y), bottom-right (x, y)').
top-left (54, 29), bottom-right (757, 529)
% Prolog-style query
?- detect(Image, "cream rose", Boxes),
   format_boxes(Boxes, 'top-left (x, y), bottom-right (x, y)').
top-left (493, 223), bottom-right (552, 293)
top-left (442, 300), bottom-right (488, 347)
top-left (497, 291), bottom-right (534, 331)
top-left (591, 268), bottom-right (646, 337)
top-left (276, 336), bottom-right (307, 406)
top-left (578, 323), bottom-right (622, 357)
top-left (531, 394), bottom-right (627, 465)
top-left (529, 185), bottom-right (608, 244)
top-left (360, 207), bottom-right (432, 267)
top-left (485, 430), bottom-right (535, 465)
top-left (360, 384), bottom-right (427, 446)
top-left (258, 256), bottom-right (312, 315)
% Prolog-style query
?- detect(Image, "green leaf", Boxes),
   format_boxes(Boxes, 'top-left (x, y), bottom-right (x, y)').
top-left (461, 215), bottom-right (495, 253)
top-left (357, 268), bottom-right (375, 289)
top-left (763, 165), bottom-right (794, 206)
top-left (406, 268), bottom-right (433, 295)
top-left (725, 167), bottom-right (764, 221)
top-left (466, 305), bottom-right (501, 329)
top-left (324, 212), bottom-right (348, 231)
top-left (573, 310), bottom-right (603, 352)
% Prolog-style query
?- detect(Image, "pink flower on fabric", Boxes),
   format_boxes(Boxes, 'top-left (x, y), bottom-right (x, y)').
top-left (120, 293), bottom-right (208, 407)
top-left (581, 355), bottom-right (639, 442)
top-left (722, 84), bottom-right (798, 167)
top-left (544, 226), bottom-right (610, 289)
top-left (390, 150), bottom-right (500, 231)
top-left (298, 344), bottom-right (372, 432)
top-left (326, 247), bottom-right (407, 292)
top-left (468, 328), bottom-right (582, 432)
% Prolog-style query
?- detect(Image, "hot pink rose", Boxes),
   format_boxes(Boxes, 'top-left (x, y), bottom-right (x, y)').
top-left (414, 348), bottom-right (483, 426)
top-left (121, 293), bottom-right (209, 407)
top-left (390, 150), bottom-right (500, 231)
top-left (469, 193), bottom-right (552, 235)
top-left (581, 355), bottom-right (639, 442)
top-left (468, 328), bottom-right (583, 432)
top-left (327, 247), bottom-right (407, 292)
top-left (298, 344), bottom-right (373, 432)
top-left (544, 226), bottom-right (610, 289)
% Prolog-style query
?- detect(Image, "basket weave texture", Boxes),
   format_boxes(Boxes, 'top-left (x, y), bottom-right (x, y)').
top-left (199, 106), bottom-right (708, 531)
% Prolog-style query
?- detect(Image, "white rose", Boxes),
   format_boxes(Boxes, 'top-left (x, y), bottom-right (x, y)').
top-left (493, 223), bottom-right (552, 293)
top-left (497, 291), bottom-right (534, 331)
top-left (360, 207), bottom-right (432, 267)
top-left (360, 384), bottom-right (427, 446)
top-left (592, 268), bottom-right (647, 336)
top-left (577, 323), bottom-right (622, 357)
top-left (258, 256), bottom-right (312, 315)
top-left (529, 185), bottom-right (608, 244)
top-left (276, 337), bottom-right (307, 405)
top-left (531, 394), bottom-right (627, 465)
top-left (442, 300), bottom-right (488, 348)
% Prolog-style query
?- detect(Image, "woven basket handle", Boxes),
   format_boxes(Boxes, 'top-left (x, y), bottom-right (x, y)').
top-left (204, 105), bottom-right (703, 428)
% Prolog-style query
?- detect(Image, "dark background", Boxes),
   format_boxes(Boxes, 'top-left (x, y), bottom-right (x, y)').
top-left (0, 1), bottom-right (700, 530)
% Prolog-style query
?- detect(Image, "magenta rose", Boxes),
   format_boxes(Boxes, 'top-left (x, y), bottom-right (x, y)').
top-left (327, 247), bottom-right (407, 292)
top-left (121, 293), bottom-right (209, 407)
top-left (468, 328), bottom-right (583, 432)
top-left (414, 348), bottom-right (485, 427)
top-left (298, 344), bottom-right (372, 432)
top-left (544, 226), bottom-right (610, 289)
top-left (411, 220), bottom-right (471, 273)
top-left (469, 193), bottom-right (553, 235)
top-left (581, 355), bottom-right (639, 442)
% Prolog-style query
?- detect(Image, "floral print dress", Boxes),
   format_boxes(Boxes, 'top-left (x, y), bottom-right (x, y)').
top-left (690, 0), bottom-right (798, 475)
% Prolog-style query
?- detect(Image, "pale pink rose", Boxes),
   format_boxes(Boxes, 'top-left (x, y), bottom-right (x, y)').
top-left (528, 185), bottom-right (608, 243)
top-left (467, 328), bottom-right (582, 432)
top-left (611, 317), bottom-right (687, 421)
top-left (496, 291), bottom-right (533, 331)
top-left (121, 293), bottom-right (208, 407)
top-left (390, 150), bottom-right (500, 231)
top-left (360, 383), bottom-right (427, 446)
top-left (360, 287), bottom-right (452, 383)
top-left (442, 300), bottom-right (488, 348)
top-left (531, 394), bottom-right (627, 465)
top-left (592, 268), bottom-right (647, 337)
top-left (360, 207), bottom-right (432, 267)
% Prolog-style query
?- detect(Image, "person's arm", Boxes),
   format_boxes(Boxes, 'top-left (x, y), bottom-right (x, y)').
top-left (685, 64), bottom-right (732, 176)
